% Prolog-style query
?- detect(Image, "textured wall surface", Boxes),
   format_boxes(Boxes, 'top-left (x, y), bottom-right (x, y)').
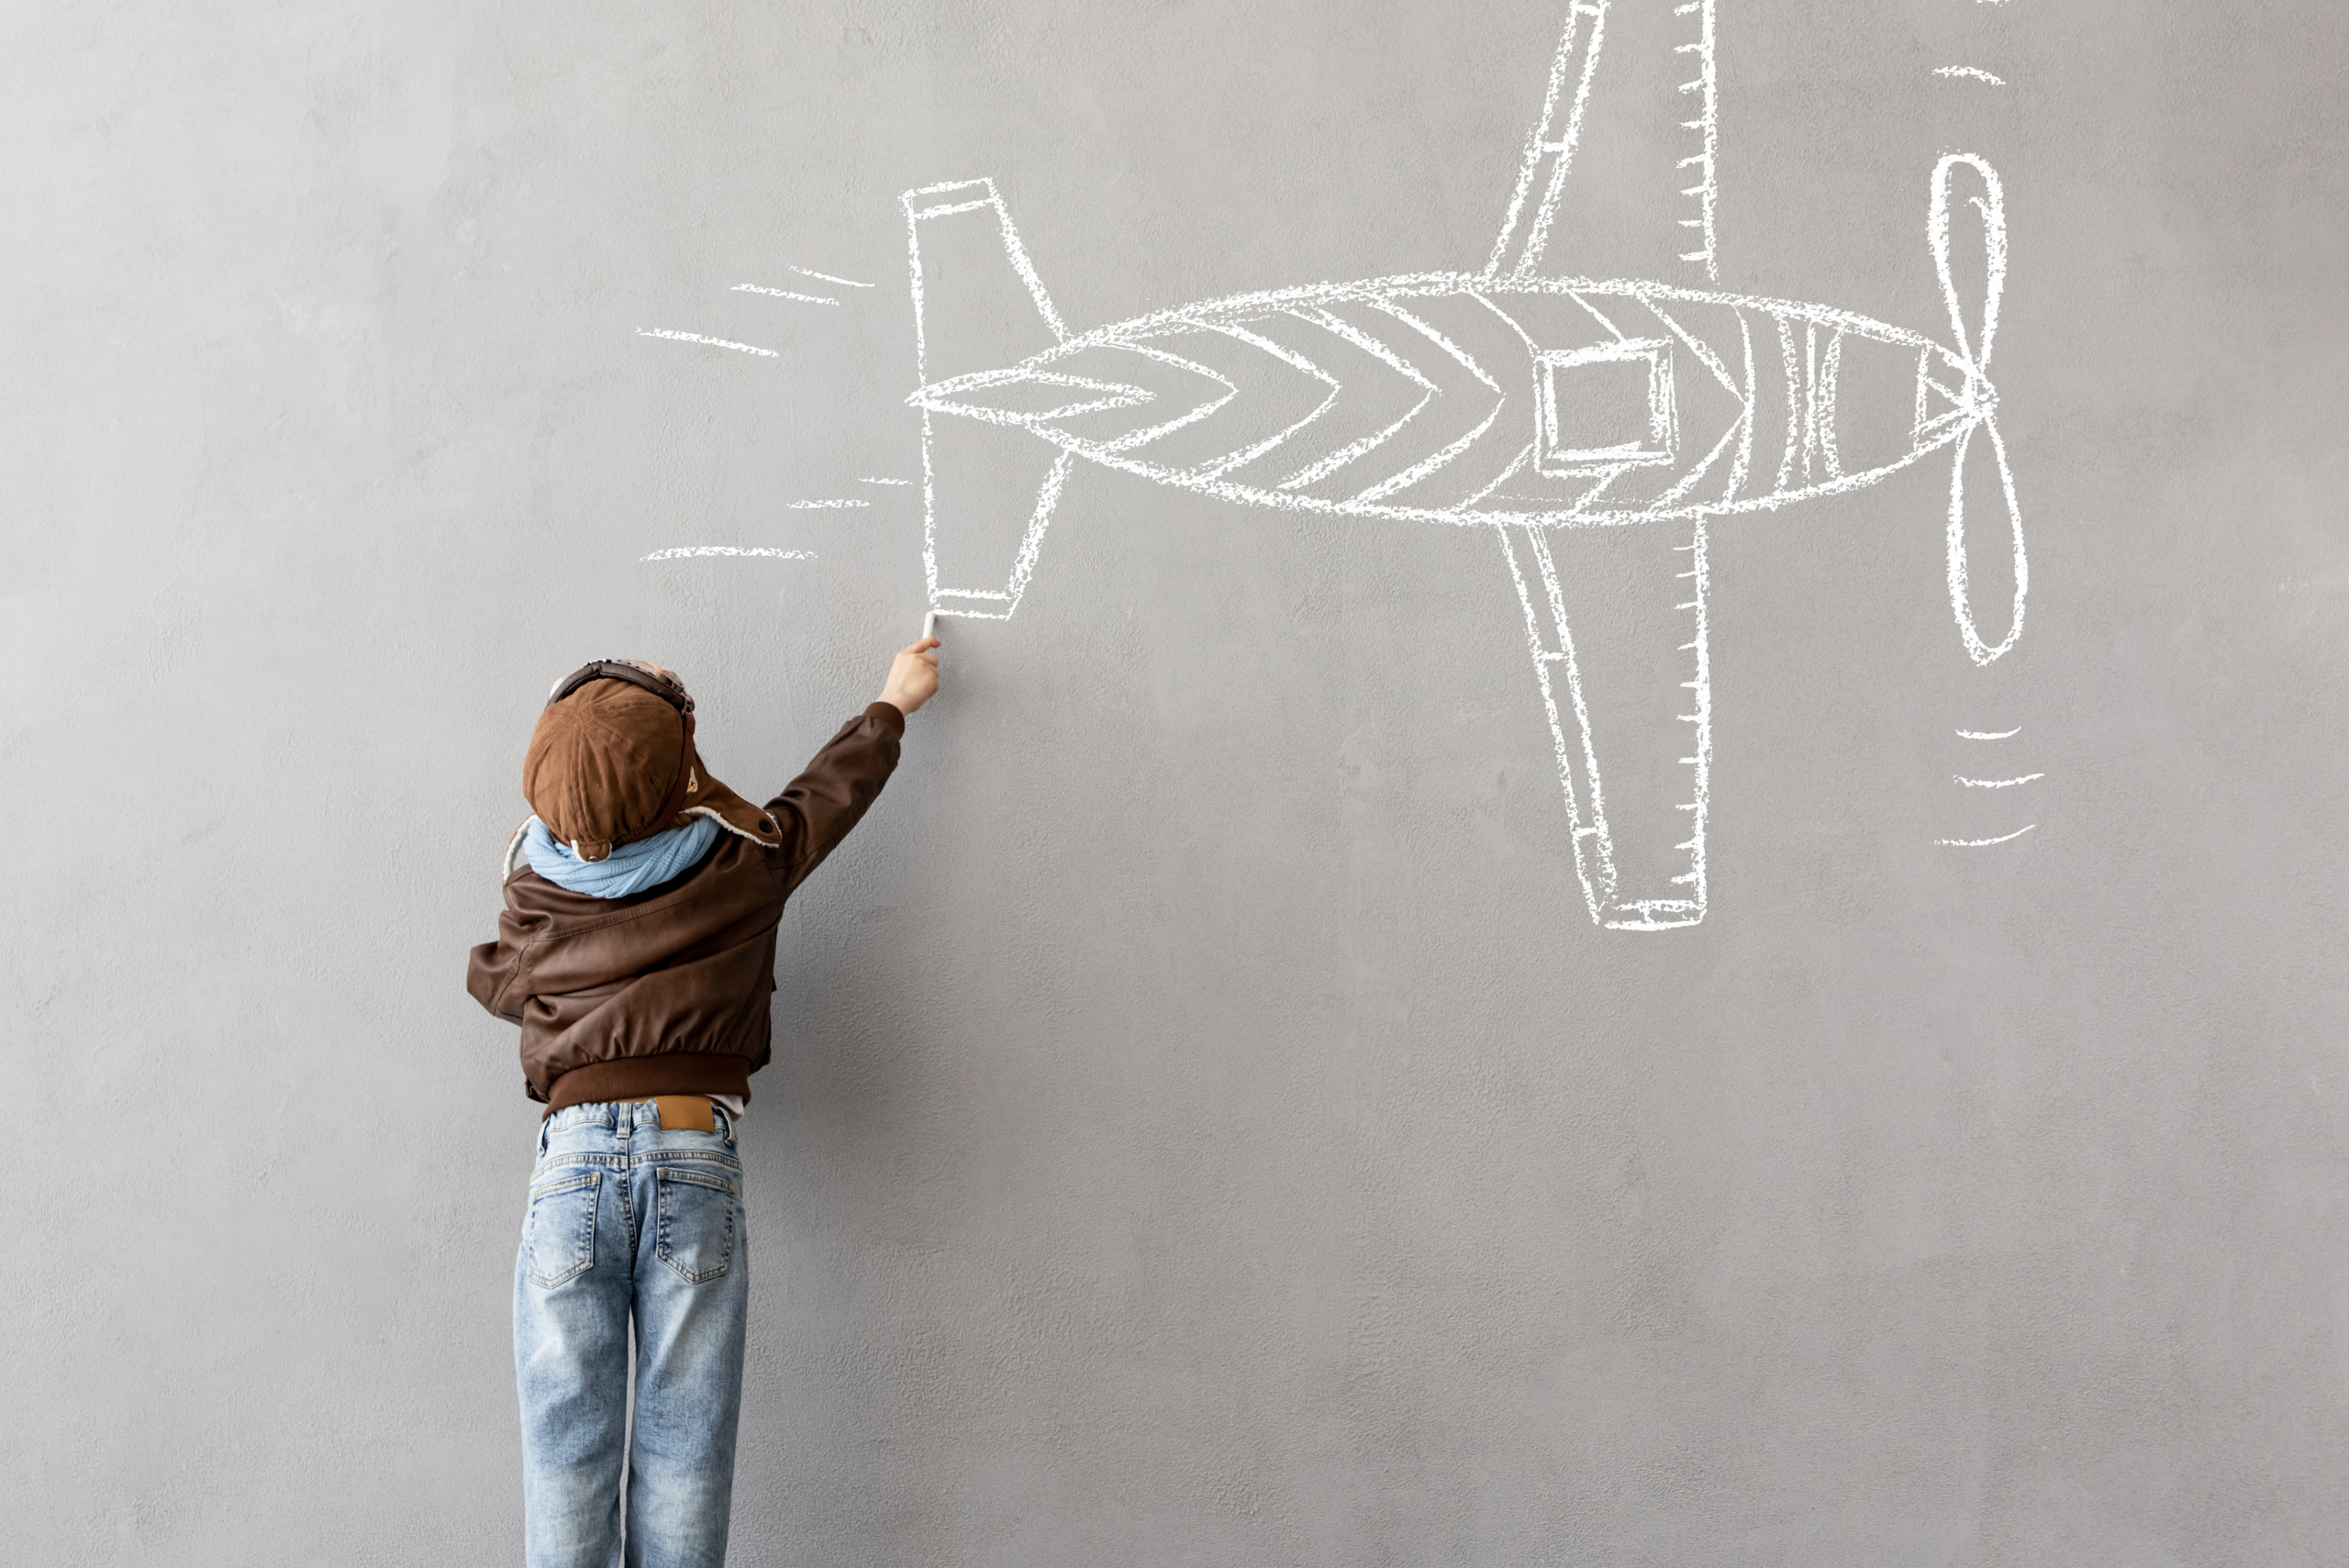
top-left (6, 2), bottom-right (2347, 1562)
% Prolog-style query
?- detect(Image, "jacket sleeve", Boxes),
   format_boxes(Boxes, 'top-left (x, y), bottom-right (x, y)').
top-left (768, 702), bottom-right (906, 896)
top-left (466, 912), bottom-right (531, 1024)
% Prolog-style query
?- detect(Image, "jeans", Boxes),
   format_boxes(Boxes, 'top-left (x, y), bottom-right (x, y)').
top-left (516, 1101), bottom-right (749, 1568)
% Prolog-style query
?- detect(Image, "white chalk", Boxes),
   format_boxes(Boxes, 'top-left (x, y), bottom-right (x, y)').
top-left (923, 610), bottom-right (938, 642)
top-left (892, 6), bottom-right (2029, 932)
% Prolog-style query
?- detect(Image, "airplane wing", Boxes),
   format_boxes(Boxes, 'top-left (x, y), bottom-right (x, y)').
top-left (1485, 0), bottom-right (1720, 284)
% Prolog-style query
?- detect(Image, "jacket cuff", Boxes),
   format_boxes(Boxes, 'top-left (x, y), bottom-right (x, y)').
top-left (865, 700), bottom-right (907, 735)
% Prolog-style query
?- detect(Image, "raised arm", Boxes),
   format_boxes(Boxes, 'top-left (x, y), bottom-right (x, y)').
top-left (767, 637), bottom-right (940, 895)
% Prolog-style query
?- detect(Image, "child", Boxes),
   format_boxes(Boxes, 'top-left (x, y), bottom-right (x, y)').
top-left (468, 638), bottom-right (940, 1567)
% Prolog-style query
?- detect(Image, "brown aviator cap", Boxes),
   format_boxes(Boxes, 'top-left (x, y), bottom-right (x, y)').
top-left (524, 661), bottom-right (779, 862)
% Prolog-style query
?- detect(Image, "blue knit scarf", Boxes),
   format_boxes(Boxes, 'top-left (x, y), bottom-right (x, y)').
top-left (523, 814), bottom-right (723, 898)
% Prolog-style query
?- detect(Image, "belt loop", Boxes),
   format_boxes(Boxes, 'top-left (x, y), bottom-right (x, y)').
top-left (717, 1104), bottom-right (734, 1147)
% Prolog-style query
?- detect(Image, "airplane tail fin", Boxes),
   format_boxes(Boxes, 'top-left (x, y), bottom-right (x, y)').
top-left (903, 178), bottom-right (1072, 620)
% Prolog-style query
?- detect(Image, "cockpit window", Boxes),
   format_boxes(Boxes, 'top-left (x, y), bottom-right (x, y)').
top-left (1534, 339), bottom-right (1679, 474)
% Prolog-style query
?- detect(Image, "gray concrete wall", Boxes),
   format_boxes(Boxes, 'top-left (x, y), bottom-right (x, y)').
top-left (6, 1), bottom-right (2347, 1562)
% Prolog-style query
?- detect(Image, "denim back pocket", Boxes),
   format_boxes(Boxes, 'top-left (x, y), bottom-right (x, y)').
top-left (523, 1169), bottom-right (602, 1288)
top-left (654, 1168), bottom-right (737, 1284)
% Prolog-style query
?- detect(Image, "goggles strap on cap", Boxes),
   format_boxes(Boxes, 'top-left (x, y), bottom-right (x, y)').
top-left (547, 660), bottom-right (694, 714)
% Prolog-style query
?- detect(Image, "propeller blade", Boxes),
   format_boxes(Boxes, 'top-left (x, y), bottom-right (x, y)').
top-left (1946, 415), bottom-right (2027, 666)
top-left (1930, 154), bottom-right (2007, 379)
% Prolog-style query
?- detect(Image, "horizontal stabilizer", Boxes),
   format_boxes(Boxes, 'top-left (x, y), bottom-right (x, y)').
top-left (904, 178), bottom-right (1065, 385)
top-left (905, 178), bottom-right (1074, 617)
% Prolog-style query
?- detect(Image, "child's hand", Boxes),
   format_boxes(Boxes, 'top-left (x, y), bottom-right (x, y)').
top-left (878, 639), bottom-right (941, 717)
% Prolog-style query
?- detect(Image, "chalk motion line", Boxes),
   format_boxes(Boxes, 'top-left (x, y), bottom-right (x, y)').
top-left (785, 499), bottom-right (868, 510)
top-left (637, 328), bottom-right (777, 357)
top-left (1935, 825), bottom-right (2035, 847)
top-left (1934, 67), bottom-right (2007, 84)
top-left (641, 546), bottom-right (817, 561)
top-left (734, 284), bottom-right (838, 306)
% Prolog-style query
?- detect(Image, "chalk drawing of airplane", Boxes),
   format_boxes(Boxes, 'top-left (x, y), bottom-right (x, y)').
top-left (903, 0), bottom-right (2027, 930)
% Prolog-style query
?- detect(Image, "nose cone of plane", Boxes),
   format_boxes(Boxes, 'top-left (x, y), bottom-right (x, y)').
top-left (1825, 331), bottom-right (1946, 478)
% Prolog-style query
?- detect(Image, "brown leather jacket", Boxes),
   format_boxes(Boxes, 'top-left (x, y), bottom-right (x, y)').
top-left (468, 703), bottom-right (904, 1113)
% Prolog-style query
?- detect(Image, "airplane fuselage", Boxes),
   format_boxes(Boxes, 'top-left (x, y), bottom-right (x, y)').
top-left (914, 272), bottom-right (1978, 534)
